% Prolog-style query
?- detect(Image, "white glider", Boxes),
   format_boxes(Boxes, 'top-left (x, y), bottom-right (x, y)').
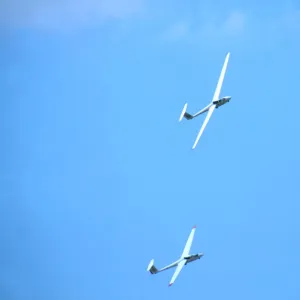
top-left (179, 52), bottom-right (231, 149)
top-left (147, 226), bottom-right (203, 286)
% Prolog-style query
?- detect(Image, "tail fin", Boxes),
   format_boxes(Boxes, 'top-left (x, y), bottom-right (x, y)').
top-left (147, 259), bottom-right (159, 274)
top-left (179, 103), bottom-right (193, 122)
top-left (184, 112), bottom-right (193, 120)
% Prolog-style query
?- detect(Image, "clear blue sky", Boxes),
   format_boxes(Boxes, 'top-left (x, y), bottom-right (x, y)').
top-left (1, 0), bottom-right (300, 299)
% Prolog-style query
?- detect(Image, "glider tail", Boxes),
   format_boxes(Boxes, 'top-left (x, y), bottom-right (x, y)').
top-left (147, 259), bottom-right (159, 274)
top-left (179, 103), bottom-right (193, 122)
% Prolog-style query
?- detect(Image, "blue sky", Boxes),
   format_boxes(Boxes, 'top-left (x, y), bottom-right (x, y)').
top-left (1, 0), bottom-right (300, 299)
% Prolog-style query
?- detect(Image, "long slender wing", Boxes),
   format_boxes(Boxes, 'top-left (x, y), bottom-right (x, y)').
top-left (191, 53), bottom-right (230, 149)
top-left (212, 52), bottom-right (230, 101)
top-left (192, 105), bottom-right (216, 149)
top-left (181, 226), bottom-right (196, 258)
top-left (169, 260), bottom-right (186, 286)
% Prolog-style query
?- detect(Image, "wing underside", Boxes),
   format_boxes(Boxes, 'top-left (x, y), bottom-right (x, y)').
top-left (181, 226), bottom-right (196, 257)
top-left (169, 260), bottom-right (186, 286)
top-left (192, 105), bottom-right (216, 149)
top-left (212, 52), bottom-right (230, 101)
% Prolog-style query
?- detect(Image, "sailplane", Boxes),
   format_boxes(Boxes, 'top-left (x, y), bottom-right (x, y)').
top-left (179, 52), bottom-right (231, 149)
top-left (147, 226), bottom-right (203, 286)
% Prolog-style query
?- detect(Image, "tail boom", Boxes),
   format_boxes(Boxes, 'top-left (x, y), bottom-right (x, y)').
top-left (179, 103), bottom-right (212, 122)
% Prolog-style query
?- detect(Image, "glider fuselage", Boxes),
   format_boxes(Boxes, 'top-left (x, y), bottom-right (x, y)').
top-left (213, 96), bottom-right (231, 108)
top-left (184, 252), bottom-right (204, 264)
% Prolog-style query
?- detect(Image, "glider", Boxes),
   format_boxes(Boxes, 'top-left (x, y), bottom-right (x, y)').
top-left (179, 52), bottom-right (231, 149)
top-left (147, 226), bottom-right (203, 286)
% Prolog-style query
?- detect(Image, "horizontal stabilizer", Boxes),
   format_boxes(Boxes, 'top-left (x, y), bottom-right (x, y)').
top-left (147, 259), bottom-right (159, 274)
top-left (179, 103), bottom-right (188, 121)
top-left (179, 103), bottom-right (194, 121)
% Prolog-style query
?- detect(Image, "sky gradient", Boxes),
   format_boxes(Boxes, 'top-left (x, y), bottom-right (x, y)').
top-left (1, 1), bottom-right (300, 299)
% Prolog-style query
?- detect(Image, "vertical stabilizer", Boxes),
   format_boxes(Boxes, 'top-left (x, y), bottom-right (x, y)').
top-left (147, 259), bottom-right (159, 274)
